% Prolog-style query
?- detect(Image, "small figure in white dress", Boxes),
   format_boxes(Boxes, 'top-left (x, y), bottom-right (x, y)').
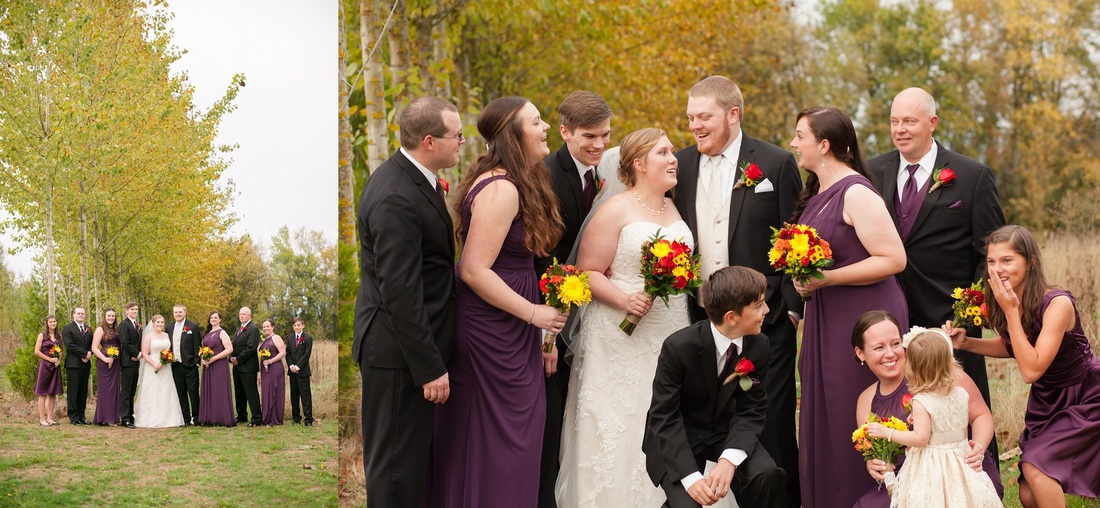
top-left (866, 329), bottom-right (1000, 507)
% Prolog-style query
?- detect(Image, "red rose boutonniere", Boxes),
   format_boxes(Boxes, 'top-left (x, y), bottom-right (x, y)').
top-left (901, 393), bottom-right (914, 413)
top-left (437, 178), bottom-right (449, 196)
top-left (240, 325), bottom-right (246, 333)
top-left (595, 178), bottom-right (606, 193)
top-left (732, 162), bottom-right (764, 190)
top-left (296, 336), bottom-right (305, 346)
top-left (928, 166), bottom-right (956, 193)
top-left (183, 325), bottom-right (190, 334)
top-left (723, 357), bottom-right (759, 391)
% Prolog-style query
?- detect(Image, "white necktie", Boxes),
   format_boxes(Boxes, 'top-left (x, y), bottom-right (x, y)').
top-left (705, 155), bottom-right (727, 208)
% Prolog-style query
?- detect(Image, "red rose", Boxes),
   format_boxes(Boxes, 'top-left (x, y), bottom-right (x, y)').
top-left (937, 168), bottom-right (956, 184)
top-left (539, 277), bottom-right (550, 294)
top-left (438, 178), bottom-right (450, 194)
top-left (744, 162), bottom-right (763, 181)
top-left (241, 326), bottom-right (246, 332)
top-left (801, 257), bottom-right (810, 267)
top-left (183, 326), bottom-right (190, 332)
top-left (901, 393), bottom-right (914, 412)
top-left (979, 302), bottom-right (987, 318)
top-left (672, 276), bottom-right (688, 289)
top-left (734, 358), bottom-right (754, 376)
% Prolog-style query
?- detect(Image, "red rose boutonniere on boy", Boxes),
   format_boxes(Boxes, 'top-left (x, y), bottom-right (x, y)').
top-left (928, 166), bottom-right (956, 193)
top-left (733, 162), bottom-right (764, 190)
top-left (723, 357), bottom-right (759, 391)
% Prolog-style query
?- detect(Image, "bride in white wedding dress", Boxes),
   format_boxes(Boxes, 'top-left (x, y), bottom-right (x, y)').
top-left (134, 315), bottom-right (184, 428)
top-left (556, 129), bottom-right (693, 507)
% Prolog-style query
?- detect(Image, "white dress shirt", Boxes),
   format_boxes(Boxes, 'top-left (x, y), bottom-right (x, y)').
top-left (895, 141), bottom-right (939, 203)
top-left (400, 147), bottom-right (440, 190)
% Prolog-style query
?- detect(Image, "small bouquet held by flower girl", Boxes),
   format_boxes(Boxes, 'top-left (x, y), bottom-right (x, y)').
top-left (768, 223), bottom-right (834, 301)
top-left (852, 413), bottom-right (908, 493)
top-left (539, 259), bottom-right (592, 353)
top-left (619, 230), bottom-right (701, 335)
top-left (198, 346), bottom-right (215, 363)
top-left (950, 280), bottom-right (986, 328)
top-left (158, 349), bottom-right (174, 373)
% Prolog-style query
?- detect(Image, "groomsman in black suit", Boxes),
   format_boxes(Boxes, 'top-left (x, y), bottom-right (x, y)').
top-left (355, 96), bottom-right (461, 506)
top-left (61, 306), bottom-right (92, 425)
top-left (643, 266), bottom-right (788, 508)
top-left (533, 90), bottom-right (612, 508)
top-left (868, 87), bottom-right (1005, 427)
top-left (230, 306), bottom-right (261, 426)
top-left (118, 302), bottom-right (142, 428)
top-left (167, 304), bottom-right (201, 426)
top-left (286, 317), bottom-right (313, 426)
top-left (672, 75), bottom-right (802, 503)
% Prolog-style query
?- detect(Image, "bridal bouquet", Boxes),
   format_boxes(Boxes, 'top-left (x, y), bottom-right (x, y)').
top-left (159, 349), bottom-right (174, 373)
top-left (199, 346), bottom-right (215, 362)
top-left (768, 223), bottom-right (834, 301)
top-left (47, 344), bottom-right (61, 358)
top-left (620, 230), bottom-right (701, 335)
top-left (258, 347), bottom-right (272, 371)
top-left (951, 280), bottom-right (986, 328)
top-left (538, 259), bottom-right (592, 353)
top-left (852, 413), bottom-right (908, 492)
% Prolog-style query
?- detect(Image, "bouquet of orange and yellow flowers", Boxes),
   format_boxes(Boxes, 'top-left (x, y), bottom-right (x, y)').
top-left (158, 349), bottom-right (174, 373)
top-left (768, 223), bottom-right (834, 301)
top-left (199, 346), bottom-right (215, 362)
top-left (258, 347), bottom-right (272, 372)
top-left (853, 413), bottom-right (908, 491)
top-left (951, 280), bottom-right (986, 328)
top-left (620, 230), bottom-right (701, 335)
top-left (539, 259), bottom-right (592, 353)
top-left (47, 344), bottom-right (62, 358)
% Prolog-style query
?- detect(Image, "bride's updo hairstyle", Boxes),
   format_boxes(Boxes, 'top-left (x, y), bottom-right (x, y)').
top-left (152, 314), bottom-right (165, 325)
top-left (617, 128), bottom-right (666, 188)
top-left (454, 96), bottom-right (562, 256)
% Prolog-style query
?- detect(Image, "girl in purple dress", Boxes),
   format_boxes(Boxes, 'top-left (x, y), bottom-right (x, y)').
top-left (259, 319), bottom-right (286, 426)
top-left (787, 106), bottom-right (909, 508)
top-left (425, 97), bottom-right (567, 508)
top-left (33, 315), bottom-right (63, 426)
top-left (197, 311), bottom-right (236, 427)
top-left (91, 308), bottom-right (121, 426)
top-left (949, 225), bottom-right (1100, 506)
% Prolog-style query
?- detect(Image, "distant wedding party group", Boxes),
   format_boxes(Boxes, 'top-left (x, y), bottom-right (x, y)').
top-left (32, 304), bottom-right (315, 429)
top-left (356, 76), bottom-right (1100, 508)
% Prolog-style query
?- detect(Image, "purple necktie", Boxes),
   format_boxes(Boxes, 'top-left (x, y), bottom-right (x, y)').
top-left (719, 343), bottom-right (738, 381)
top-left (582, 168), bottom-right (596, 211)
top-left (898, 164), bottom-right (921, 240)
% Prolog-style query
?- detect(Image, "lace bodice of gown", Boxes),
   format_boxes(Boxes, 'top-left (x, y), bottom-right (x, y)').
top-left (916, 387), bottom-right (969, 441)
top-left (608, 220), bottom-right (694, 292)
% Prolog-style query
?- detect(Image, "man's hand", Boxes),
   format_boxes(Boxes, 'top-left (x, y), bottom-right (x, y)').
top-left (686, 477), bottom-right (720, 506)
top-left (290, 365), bottom-right (300, 374)
top-left (706, 458), bottom-right (736, 499)
top-left (229, 357), bottom-right (238, 365)
top-left (542, 345), bottom-right (558, 378)
top-left (422, 372), bottom-right (450, 404)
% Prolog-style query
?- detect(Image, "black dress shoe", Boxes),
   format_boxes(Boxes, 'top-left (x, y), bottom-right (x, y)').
top-left (78, 419), bottom-right (92, 425)
top-left (124, 422), bottom-right (135, 429)
top-left (183, 421), bottom-right (192, 427)
top-left (303, 421), bottom-right (313, 427)
top-left (247, 423), bottom-right (257, 428)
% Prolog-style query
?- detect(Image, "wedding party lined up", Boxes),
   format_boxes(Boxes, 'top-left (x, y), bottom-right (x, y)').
top-left (33, 305), bottom-right (316, 429)
top-left (356, 78), bottom-right (1100, 508)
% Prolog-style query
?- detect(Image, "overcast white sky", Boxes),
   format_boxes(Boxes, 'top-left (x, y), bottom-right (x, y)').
top-left (1, 0), bottom-right (337, 279)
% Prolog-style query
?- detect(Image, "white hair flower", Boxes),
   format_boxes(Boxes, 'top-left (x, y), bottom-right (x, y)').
top-left (902, 326), bottom-right (953, 351)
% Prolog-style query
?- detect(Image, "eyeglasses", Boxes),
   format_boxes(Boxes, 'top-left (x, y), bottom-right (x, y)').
top-left (434, 132), bottom-right (465, 142)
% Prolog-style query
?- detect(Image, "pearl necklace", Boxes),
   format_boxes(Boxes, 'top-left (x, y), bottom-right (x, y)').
top-left (633, 191), bottom-right (668, 216)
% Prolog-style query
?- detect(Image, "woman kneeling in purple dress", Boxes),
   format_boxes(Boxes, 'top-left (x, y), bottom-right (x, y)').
top-left (948, 225), bottom-right (1100, 506)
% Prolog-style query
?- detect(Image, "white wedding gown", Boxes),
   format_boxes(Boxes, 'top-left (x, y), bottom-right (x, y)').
top-left (134, 334), bottom-right (185, 428)
top-left (556, 220), bottom-right (693, 507)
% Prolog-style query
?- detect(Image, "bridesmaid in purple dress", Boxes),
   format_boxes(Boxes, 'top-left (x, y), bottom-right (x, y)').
top-left (851, 311), bottom-right (1003, 507)
top-left (33, 315), bottom-right (63, 426)
top-left (197, 311), bottom-right (236, 427)
top-left (425, 97), bottom-right (567, 508)
top-left (91, 308), bottom-right (121, 426)
top-left (787, 106), bottom-right (909, 508)
top-left (259, 319), bottom-right (286, 426)
top-left (950, 225), bottom-right (1100, 505)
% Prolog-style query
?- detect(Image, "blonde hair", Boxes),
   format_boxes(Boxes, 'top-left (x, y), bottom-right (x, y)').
top-left (904, 331), bottom-right (960, 395)
top-left (617, 128), bottom-right (667, 188)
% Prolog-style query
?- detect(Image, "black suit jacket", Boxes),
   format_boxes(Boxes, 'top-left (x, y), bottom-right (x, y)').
top-left (166, 319), bottom-right (201, 368)
top-left (353, 149), bottom-right (455, 386)
top-left (286, 332), bottom-right (313, 377)
top-left (61, 322), bottom-right (92, 369)
top-left (535, 144), bottom-right (590, 276)
top-left (868, 142), bottom-right (1005, 326)
top-left (118, 318), bottom-right (142, 368)
top-left (673, 134), bottom-right (803, 325)
top-left (643, 321), bottom-right (770, 486)
top-left (231, 321), bottom-right (260, 373)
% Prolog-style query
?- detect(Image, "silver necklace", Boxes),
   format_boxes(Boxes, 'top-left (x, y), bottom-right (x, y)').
top-left (633, 191), bottom-right (668, 216)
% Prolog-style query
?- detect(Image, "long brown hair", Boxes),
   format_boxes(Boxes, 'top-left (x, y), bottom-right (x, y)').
top-left (455, 96), bottom-right (562, 256)
top-left (41, 314), bottom-right (59, 341)
top-left (98, 307), bottom-right (118, 335)
top-left (791, 106), bottom-right (873, 221)
top-left (984, 225), bottom-right (1054, 337)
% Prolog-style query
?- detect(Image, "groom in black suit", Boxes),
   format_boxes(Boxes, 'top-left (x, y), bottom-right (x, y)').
top-left (61, 306), bottom-right (92, 425)
top-left (230, 306), bottom-right (261, 426)
top-left (167, 304), bottom-right (201, 426)
top-left (868, 87), bottom-right (1005, 440)
top-left (534, 90), bottom-right (612, 508)
top-left (355, 96), bottom-right (461, 506)
top-left (118, 302), bottom-right (142, 428)
top-left (672, 75), bottom-right (802, 503)
top-left (644, 266), bottom-right (788, 508)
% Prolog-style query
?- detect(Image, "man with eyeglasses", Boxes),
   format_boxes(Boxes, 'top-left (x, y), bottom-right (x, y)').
top-left (355, 96), bottom-right (464, 506)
